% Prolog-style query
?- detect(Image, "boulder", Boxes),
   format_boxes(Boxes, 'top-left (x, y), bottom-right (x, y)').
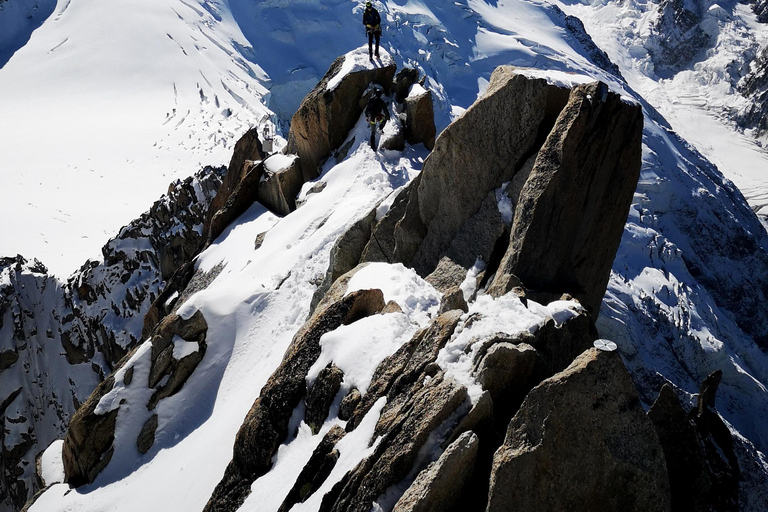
top-left (487, 348), bottom-right (671, 512)
top-left (392, 431), bottom-right (479, 512)
top-left (287, 47), bottom-right (396, 182)
top-left (488, 81), bottom-right (643, 315)
top-left (146, 310), bottom-right (208, 411)
top-left (204, 288), bottom-right (386, 511)
top-left (62, 376), bottom-right (119, 487)
top-left (256, 154), bottom-right (303, 216)
top-left (338, 388), bottom-right (361, 421)
top-left (403, 84), bottom-right (436, 150)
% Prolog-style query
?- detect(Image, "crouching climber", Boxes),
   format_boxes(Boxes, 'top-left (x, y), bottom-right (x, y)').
top-left (365, 87), bottom-right (390, 150)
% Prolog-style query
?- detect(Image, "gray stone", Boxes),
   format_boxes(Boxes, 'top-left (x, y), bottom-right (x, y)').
top-left (379, 67), bottom-right (570, 277)
top-left (206, 160), bottom-right (265, 245)
top-left (338, 389), bottom-right (361, 421)
top-left (62, 375), bottom-right (119, 487)
top-left (437, 286), bottom-right (468, 315)
top-left (393, 431), bottom-right (479, 512)
top-left (488, 81), bottom-right (643, 315)
top-left (487, 348), bottom-right (671, 512)
top-left (475, 342), bottom-right (539, 404)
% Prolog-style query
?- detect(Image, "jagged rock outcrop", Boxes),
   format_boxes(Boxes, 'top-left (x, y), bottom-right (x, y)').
top-left (287, 47), bottom-right (396, 181)
top-left (648, 0), bottom-right (711, 75)
top-left (62, 310), bottom-right (209, 486)
top-left (487, 348), bottom-right (671, 512)
top-left (354, 68), bottom-right (642, 317)
top-left (487, 81), bottom-right (643, 314)
top-left (363, 67), bottom-right (572, 276)
top-left (204, 127), bottom-right (264, 240)
top-left (278, 425), bottom-right (347, 512)
top-left (0, 166), bottom-right (222, 511)
top-left (206, 160), bottom-right (265, 245)
top-left (392, 431), bottom-right (479, 512)
top-left (648, 374), bottom-right (740, 512)
top-left (205, 288), bottom-right (386, 511)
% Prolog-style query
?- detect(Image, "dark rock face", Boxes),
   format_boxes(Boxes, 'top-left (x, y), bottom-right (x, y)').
top-left (62, 310), bottom-right (208, 486)
top-left (278, 425), bottom-right (347, 512)
top-left (305, 365), bottom-right (344, 435)
top-left (738, 45), bottom-right (768, 136)
top-left (207, 160), bottom-right (265, 245)
top-left (487, 81), bottom-right (643, 315)
top-left (648, 0), bottom-right (710, 75)
top-left (204, 288), bottom-right (386, 511)
top-left (61, 375), bottom-right (120, 488)
top-left (287, 52), bottom-right (396, 181)
top-left (487, 348), bottom-right (671, 512)
top-left (0, 167), bottom-right (222, 510)
top-left (648, 376), bottom-right (740, 512)
top-left (204, 127), bottom-right (264, 238)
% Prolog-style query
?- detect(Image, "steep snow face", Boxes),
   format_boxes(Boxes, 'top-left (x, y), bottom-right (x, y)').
top-left (0, 0), bottom-right (270, 276)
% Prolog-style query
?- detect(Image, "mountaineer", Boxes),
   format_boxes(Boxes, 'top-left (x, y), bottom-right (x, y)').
top-left (363, 1), bottom-right (382, 60)
top-left (365, 86), bottom-right (390, 150)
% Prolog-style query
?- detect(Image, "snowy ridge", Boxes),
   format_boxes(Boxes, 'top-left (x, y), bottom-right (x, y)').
top-left (0, 0), bottom-right (767, 510)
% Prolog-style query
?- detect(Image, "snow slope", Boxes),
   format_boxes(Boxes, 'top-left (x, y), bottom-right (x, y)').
top-left (0, 0), bottom-right (270, 276)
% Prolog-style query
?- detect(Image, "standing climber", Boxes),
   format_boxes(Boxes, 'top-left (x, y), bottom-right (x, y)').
top-left (365, 87), bottom-right (389, 150)
top-left (363, 1), bottom-right (382, 60)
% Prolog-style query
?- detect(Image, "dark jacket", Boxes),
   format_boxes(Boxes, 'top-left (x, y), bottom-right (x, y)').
top-left (363, 7), bottom-right (381, 29)
top-left (365, 95), bottom-right (389, 123)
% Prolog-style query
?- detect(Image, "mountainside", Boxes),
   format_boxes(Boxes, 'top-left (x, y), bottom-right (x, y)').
top-left (1, 0), bottom-right (768, 511)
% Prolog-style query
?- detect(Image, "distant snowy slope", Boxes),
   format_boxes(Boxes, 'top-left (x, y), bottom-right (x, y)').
top-left (0, 0), bottom-right (56, 67)
top-left (554, 0), bottom-right (768, 219)
top-left (0, 0), bottom-right (269, 276)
